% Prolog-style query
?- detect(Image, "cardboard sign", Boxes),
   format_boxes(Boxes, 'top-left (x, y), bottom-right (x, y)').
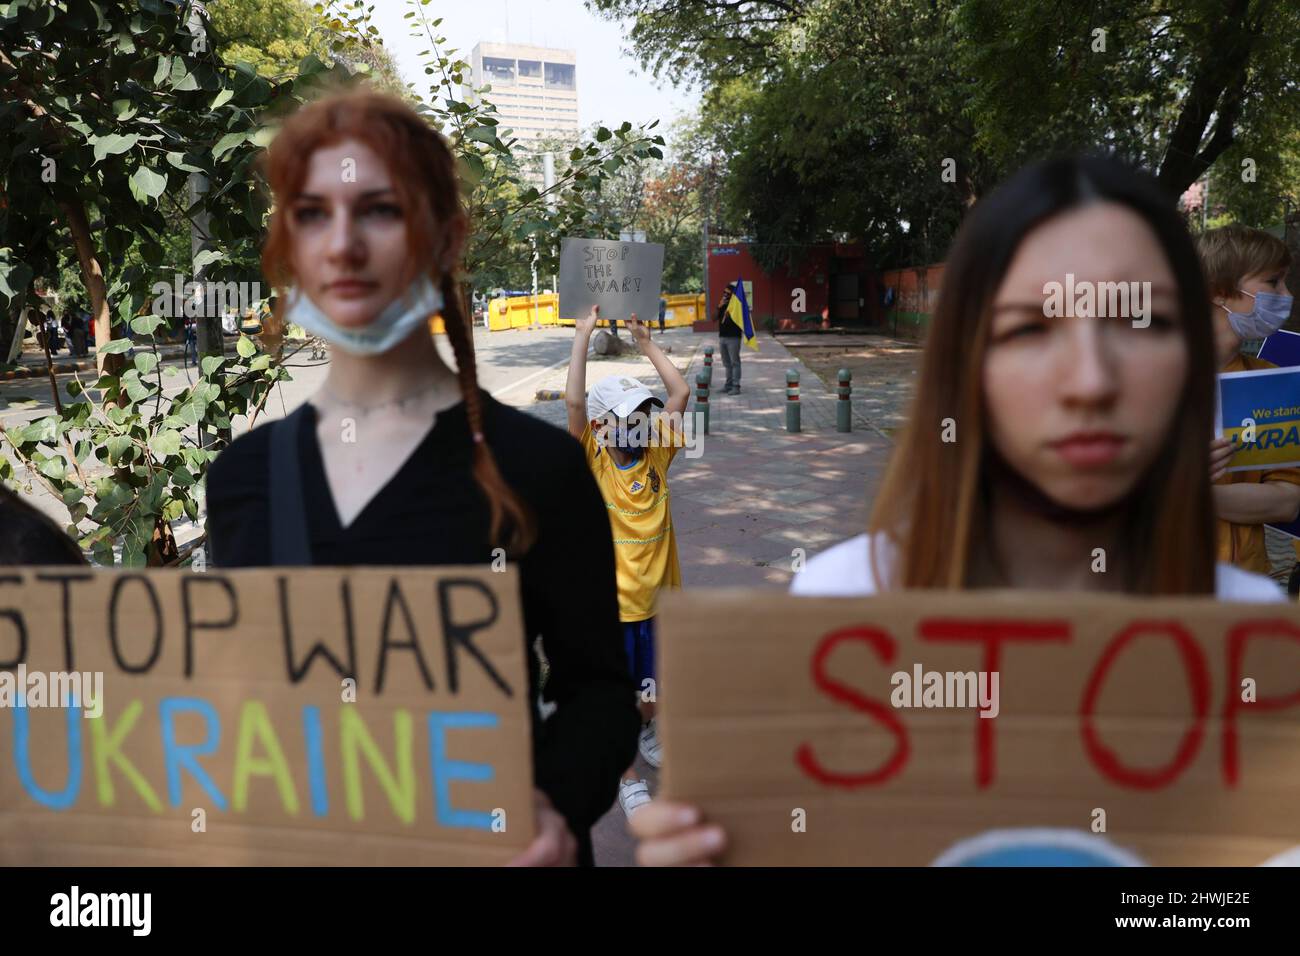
top-left (0, 566), bottom-right (536, 865)
top-left (1216, 364), bottom-right (1300, 470)
top-left (657, 590), bottom-right (1300, 866)
top-left (558, 237), bottom-right (664, 324)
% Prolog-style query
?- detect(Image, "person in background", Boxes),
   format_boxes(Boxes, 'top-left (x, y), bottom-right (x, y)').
top-left (1198, 225), bottom-right (1299, 580)
top-left (183, 316), bottom-right (198, 365)
top-left (658, 295), bottom-right (667, 335)
top-left (0, 486), bottom-right (87, 565)
top-left (717, 286), bottom-right (742, 394)
top-left (566, 305), bottom-right (690, 818)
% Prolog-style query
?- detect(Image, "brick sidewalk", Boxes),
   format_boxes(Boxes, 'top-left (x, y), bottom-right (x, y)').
top-left (666, 334), bottom-right (895, 587)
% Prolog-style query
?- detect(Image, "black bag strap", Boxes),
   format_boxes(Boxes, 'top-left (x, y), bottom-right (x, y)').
top-left (269, 403), bottom-right (314, 566)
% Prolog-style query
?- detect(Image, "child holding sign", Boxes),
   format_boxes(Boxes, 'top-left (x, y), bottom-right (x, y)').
top-left (207, 87), bottom-right (639, 866)
top-left (566, 305), bottom-right (691, 817)
top-left (630, 155), bottom-right (1287, 865)
top-left (1198, 225), bottom-right (1299, 579)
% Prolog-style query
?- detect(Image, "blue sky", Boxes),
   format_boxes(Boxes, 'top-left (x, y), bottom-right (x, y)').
top-left (370, 0), bottom-right (701, 135)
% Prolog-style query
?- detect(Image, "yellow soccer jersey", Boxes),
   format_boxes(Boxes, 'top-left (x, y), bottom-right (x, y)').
top-left (580, 415), bottom-right (682, 622)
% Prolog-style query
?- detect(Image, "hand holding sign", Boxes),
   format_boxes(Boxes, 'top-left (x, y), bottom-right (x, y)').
top-left (1210, 436), bottom-right (1236, 482)
top-left (506, 789), bottom-right (578, 867)
top-left (576, 305), bottom-right (600, 337)
top-left (624, 314), bottom-right (648, 345)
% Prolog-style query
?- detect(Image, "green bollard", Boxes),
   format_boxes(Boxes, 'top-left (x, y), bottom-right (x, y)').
top-left (786, 368), bottom-right (800, 433)
top-left (837, 368), bottom-right (852, 432)
top-left (695, 370), bottom-right (710, 435)
top-left (703, 344), bottom-right (714, 386)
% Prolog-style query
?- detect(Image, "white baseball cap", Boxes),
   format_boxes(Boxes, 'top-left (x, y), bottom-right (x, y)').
top-left (587, 375), bottom-right (664, 422)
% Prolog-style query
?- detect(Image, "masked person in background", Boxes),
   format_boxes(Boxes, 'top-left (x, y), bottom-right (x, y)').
top-left (565, 305), bottom-right (690, 818)
top-left (1199, 225), bottom-right (1300, 581)
top-left (205, 86), bottom-right (639, 866)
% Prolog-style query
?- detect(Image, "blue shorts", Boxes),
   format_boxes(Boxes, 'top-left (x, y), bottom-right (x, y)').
top-left (622, 618), bottom-right (656, 688)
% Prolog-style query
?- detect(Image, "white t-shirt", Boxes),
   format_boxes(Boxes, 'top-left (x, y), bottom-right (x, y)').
top-left (790, 532), bottom-right (1287, 602)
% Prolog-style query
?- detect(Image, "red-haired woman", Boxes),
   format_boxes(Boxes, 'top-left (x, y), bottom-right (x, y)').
top-left (205, 87), bottom-right (639, 866)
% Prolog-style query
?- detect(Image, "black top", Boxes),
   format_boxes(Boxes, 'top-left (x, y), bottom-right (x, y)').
top-left (205, 393), bottom-right (638, 864)
top-left (717, 301), bottom-right (742, 338)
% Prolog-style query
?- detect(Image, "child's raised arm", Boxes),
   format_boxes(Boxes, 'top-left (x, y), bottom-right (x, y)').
top-left (626, 315), bottom-right (690, 417)
top-left (566, 305), bottom-right (600, 438)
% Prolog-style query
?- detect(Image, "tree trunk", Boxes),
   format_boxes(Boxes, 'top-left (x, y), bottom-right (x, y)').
top-left (1155, 0), bottom-right (1259, 198)
top-left (59, 197), bottom-right (125, 383)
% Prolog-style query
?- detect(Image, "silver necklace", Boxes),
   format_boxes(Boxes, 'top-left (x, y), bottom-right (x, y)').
top-left (320, 378), bottom-right (446, 418)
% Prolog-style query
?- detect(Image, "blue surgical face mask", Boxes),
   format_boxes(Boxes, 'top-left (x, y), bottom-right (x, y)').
top-left (283, 273), bottom-right (444, 356)
top-left (1220, 289), bottom-right (1294, 340)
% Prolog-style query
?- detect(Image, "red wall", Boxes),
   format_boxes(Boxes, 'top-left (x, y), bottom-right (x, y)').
top-left (703, 243), bottom-right (860, 329)
top-left (877, 262), bottom-right (946, 340)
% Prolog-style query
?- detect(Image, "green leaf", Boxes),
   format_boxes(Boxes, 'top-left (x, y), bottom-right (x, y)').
top-left (236, 335), bottom-right (257, 358)
top-left (61, 486), bottom-right (84, 506)
top-left (192, 249), bottom-right (225, 271)
top-left (149, 429), bottom-right (182, 458)
top-left (125, 379), bottom-right (153, 404)
top-left (90, 133), bottom-right (139, 164)
top-left (134, 352), bottom-right (160, 375)
top-left (38, 456), bottom-right (66, 480)
top-left (595, 127), bottom-right (612, 142)
top-left (212, 131), bottom-right (248, 160)
top-left (106, 435), bottom-right (133, 464)
top-left (170, 58), bottom-right (199, 91)
top-left (131, 314), bottom-right (167, 336)
top-left (0, 256), bottom-right (34, 304)
top-left (166, 151), bottom-right (204, 173)
top-left (129, 166), bottom-right (167, 203)
top-left (200, 355), bottom-right (224, 377)
top-left (97, 338), bottom-right (134, 355)
top-left (210, 88), bottom-right (234, 110)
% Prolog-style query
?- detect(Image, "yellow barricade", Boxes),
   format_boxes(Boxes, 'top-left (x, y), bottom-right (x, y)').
top-left (436, 293), bottom-right (707, 333)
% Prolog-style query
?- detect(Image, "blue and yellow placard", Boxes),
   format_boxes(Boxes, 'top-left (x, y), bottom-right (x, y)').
top-left (1217, 364), bottom-right (1300, 471)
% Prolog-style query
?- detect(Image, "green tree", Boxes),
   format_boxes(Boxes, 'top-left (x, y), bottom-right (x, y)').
top-left (591, 0), bottom-right (1300, 267)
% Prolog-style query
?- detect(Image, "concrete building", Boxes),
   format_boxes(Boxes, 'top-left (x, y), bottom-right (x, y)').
top-left (467, 42), bottom-right (579, 184)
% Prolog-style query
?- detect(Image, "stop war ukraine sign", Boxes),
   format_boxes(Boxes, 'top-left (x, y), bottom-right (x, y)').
top-left (1216, 364), bottom-right (1300, 471)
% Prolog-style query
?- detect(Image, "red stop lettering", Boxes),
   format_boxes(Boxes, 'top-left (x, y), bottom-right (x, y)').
top-left (796, 626), bottom-right (908, 787)
top-left (1080, 621), bottom-right (1209, 789)
top-left (919, 619), bottom-right (1071, 787)
top-left (1222, 619), bottom-right (1300, 786)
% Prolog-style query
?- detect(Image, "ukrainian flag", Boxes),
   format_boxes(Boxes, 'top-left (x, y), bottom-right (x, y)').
top-left (726, 278), bottom-right (758, 350)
